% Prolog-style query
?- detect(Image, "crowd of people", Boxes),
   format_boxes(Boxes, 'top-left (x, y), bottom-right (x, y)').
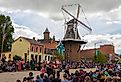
top-left (14, 59), bottom-right (121, 82)
top-left (1, 56), bottom-right (121, 82)
top-left (0, 57), bottom-right (44, 72)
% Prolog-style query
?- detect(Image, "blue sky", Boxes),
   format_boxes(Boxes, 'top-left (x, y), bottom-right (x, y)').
top-left (0, 0), bottom-right (121, 54)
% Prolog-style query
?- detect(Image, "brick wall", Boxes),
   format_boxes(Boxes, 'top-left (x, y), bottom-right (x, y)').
top-left (80, 44), bottom-right (115, 60)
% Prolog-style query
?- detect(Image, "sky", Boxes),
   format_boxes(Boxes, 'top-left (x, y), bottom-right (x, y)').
top-left (0, 0), bottom-right (121, 54)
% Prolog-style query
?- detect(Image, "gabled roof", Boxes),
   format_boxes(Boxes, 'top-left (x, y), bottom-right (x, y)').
top-left (14, 36), bottom-right (43, 46)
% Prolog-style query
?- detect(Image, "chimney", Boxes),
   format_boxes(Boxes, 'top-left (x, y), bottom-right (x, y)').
top-left (33, 37), bottom-right (35, 40)
top-left (37, 39), bottom-right (40, 42)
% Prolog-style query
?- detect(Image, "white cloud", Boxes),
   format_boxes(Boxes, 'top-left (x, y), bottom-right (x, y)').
top-left (12, 23), bottom-right (42, 40)
top-left (0, 0), bottom-right (121, 20)
top-left (12, 23), bottom-right (121, 54)
top-left (1, 1), bottom-right (121, 54)
top-left (84, 34), bottom-right (121, 54)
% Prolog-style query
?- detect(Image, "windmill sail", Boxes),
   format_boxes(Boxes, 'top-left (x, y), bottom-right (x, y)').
top-left (61, 6), bottom-right (92, 35)
top-left (64, 19), bottom-right (81, 39)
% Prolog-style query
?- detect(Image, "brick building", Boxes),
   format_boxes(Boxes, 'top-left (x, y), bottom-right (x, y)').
top-left (38, 28), bottom-right (57, 61)
top-left (11, 37), bottom-right (44, 62)
top-left (80, 44), bottom-right (115, 60)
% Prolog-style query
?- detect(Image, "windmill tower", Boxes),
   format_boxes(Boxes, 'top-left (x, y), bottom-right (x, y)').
top-left (61, 4), bottom-right (92, 62)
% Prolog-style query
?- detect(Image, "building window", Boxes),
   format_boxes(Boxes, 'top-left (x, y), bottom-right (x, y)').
top-left (48, 49), bottom-right (51, 54)
top-left (44, 48), bottom-right (47, 54)
top-left (31, 54), bottom-right (34, 60)
top-left (40, 47), bottom-right (42, 53)
top-left (39, 55), bottom-right (41, 62)
top-left (45, 56), bottom-right (47, 60)
top-left (24, 53), bottom-right (27, 63)
top-left (9, 54), bottom-right (11, 58)
top-left (51, 57), bottom-right (53, 60)
top-left (48, 56), bottom-right (50, 61)
top-left (31, 47), bottom-right (34, 51)
top-left (35, 55), bottom-right (38, 62)
top-left (36, 47), bottom-right (38, 52)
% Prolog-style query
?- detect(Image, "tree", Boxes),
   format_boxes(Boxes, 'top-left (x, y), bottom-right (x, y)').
top-left (0, 14), bottom-right (14, 53)
top-left (13, 55), bottom-right (22, 61)
top-left (93, 50), bottom-right (107, 63)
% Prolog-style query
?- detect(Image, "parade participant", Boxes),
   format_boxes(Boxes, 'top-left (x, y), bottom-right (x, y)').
top-left (40, 65), bottom-right (46, 77)
top-left (46, 65), bottom-right (53, 77)
top-left (30, 59), bottom-right (35, 70)
top-left (64, 66), bottom-right (70, 76)
top-left (17, 60), bottom-right (22, 71)
top-left (43, 73), bottom-right (51, 82)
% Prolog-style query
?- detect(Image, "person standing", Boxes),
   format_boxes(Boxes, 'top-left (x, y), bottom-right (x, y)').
top-left (18, 60), bottom-right (22, 71)
top-left (61, 74), bottom-right (68, 82)
top-left (34, 75), bottom-right (43, 82)
top-left (40, 65), bottom-right (46, 77)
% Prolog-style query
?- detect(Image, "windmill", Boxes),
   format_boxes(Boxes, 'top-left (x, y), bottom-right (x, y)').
top-left (61, 4), bottom-right (92, 39)
top-left (61, 4), bottom-right (92, 62)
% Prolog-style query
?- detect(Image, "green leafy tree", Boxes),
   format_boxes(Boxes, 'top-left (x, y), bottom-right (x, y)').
top-left (93, 50), bottom-right (107, 63)
top-left (0, 14), bottom-right (14, 52)
top-left (13, 55), bottom-right (22, 61)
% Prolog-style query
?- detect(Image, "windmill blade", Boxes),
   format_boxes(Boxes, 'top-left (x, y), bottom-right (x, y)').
top-left (75, 4), bottom-right (80, 39)
top-left (77, 20), bottom-right (92, 32)
top-left (61, 7), bottom-right (92, 32)
top-left (76, 4), bottom-right (80, 19)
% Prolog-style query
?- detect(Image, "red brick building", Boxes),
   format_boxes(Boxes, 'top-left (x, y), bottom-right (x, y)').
top-left (38, 28), bottom-right (57, 61)
top-left (80, 44), bottom-right (115, 60)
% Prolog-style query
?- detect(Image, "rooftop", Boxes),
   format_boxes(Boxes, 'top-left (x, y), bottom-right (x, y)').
top-left (17, 37), bottom-right (43, 46)
top-left (44, 28), bottom-right (50, 33)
